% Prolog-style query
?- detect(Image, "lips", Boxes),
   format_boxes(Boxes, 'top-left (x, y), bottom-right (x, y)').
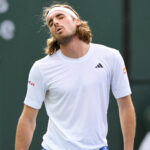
top-left (56, 27), bottom-right (63, 32)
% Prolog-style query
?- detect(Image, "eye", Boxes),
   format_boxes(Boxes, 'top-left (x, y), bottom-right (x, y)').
top-left (49, 21), bottom-right (53, 27)
top-left (58, 15), bottom-right (64, 20)
top-left (49, 22), bottom-right (53, 27)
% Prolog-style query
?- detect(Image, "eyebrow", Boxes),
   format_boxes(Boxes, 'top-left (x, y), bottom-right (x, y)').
top-left (48, 13), bottom-right (65, 25)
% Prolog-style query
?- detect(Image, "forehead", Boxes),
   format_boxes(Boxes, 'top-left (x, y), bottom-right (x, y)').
top-left (47, 10), bottom-right (70, 21)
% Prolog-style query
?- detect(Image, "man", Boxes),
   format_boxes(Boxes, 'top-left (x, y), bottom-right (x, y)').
top-left (15, 3), bottom-right (136, 150)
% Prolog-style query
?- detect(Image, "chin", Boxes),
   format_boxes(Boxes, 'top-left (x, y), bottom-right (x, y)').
top-left (57, 33), bottom-right (75, 44)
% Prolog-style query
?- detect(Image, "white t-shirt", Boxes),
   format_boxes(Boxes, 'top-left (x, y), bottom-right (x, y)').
top-left (24, 43), bottom-right (131, 150)
top-left (138, 132), bottom-right (150, 150)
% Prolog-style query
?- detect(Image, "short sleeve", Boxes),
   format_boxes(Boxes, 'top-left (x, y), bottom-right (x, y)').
top-left (24, 62), bottom-right (47, 109)
top-left (111, 51), bottom-right (132, 99)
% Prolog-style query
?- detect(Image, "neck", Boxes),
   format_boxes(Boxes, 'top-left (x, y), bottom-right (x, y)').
top-left (59, 36), bottom-right (90, 58)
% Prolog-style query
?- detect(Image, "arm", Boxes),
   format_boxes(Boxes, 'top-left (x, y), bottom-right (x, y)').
top-left (15, 105), bottom-right (39, 150)
top-left (117, 95), bottom-right (136, 150)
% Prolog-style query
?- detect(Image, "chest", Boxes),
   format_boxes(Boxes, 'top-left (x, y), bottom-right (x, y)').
top-left (44, 60), bottom-right (110, 95)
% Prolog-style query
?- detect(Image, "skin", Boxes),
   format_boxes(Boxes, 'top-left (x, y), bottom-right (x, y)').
top-left (47, 10), bottom-right (90, 58)
top-left (15, 10), bottom-right (136, 150)
top-left (117, 95), bottom-right (136, 150)
top-left (47, 10), bottom-right (79, 43)
top-left (15, 105), bottom-right (38, 150)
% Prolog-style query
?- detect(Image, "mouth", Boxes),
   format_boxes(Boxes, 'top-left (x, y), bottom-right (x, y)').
top-left (56, 27), bottom-right (63, 33)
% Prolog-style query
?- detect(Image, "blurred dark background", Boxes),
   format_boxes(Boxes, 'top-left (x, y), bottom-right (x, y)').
top-left (0, 0), bottom-right (150, 149)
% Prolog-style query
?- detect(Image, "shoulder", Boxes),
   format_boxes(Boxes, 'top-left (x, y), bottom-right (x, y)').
top-left (91, 43), bottom-right (119, 56)
top-left (34, 50), bottom-right (60, 67)
top-left (30, 51), bottom-right (61, 76)
top-left (91, 43), bottom-right (121, 62)
top-left (35, 55), bottom-right (50, 66)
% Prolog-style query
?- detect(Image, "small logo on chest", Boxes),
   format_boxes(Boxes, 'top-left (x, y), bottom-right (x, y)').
top-left (95, 63), bottom-right (103, 68)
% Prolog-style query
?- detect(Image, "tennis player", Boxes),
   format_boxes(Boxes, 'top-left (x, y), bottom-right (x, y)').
top-left (15, 3), bottom-right (136, 150)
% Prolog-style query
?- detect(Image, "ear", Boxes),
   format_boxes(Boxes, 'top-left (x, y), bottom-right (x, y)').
top-left (75, 18), bottom-right (81, 26)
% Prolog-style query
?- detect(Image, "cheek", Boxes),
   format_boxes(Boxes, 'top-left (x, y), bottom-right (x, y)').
top-left (64, 18), bottom-right (75, 28)
top-left (49, 28), bottom-right (52, 33)
top-left (49, 27), bottom-right (55, 34)
top-left (66, 21), bottom-right (76, 31)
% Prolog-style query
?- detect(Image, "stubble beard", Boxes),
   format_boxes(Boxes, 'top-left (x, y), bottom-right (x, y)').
top-left (54, 30), bottom-right (77, 45)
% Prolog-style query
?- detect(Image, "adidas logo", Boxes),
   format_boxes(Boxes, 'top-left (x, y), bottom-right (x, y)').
top-left (95, 63), bottom-right (103, 68)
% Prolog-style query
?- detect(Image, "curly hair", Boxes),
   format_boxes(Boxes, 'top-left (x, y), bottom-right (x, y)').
top-left (43, 3), bottom-right (92, 55)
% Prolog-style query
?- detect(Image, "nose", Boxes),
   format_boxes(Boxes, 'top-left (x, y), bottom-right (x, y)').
top-left (53, 18), bottom-right (59, 26)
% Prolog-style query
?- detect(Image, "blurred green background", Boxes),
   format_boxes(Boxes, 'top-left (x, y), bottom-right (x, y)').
top-left (0, 0), bottom-right (150, 149)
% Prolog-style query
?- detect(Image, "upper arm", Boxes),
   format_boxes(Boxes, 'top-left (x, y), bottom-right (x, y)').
top-left (117, 95), bottom-right (134, 111)
top-left (111, 51), bottom-right (131, 99)
top-left (24, 62), bottom-right (47, 109)
top-left (20, 105), bottom-right (39, 123)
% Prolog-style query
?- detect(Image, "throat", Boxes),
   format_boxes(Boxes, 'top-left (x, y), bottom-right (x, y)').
top-left (58, 34), bottom-right (75, 45)
top-left (60, 40), bottom-right (90, 58)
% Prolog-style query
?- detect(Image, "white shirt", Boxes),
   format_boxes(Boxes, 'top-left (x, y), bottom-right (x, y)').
top-left (138, 132), bottom-right (150, 150)
top-left (24, 43), bottom-right (131, 150)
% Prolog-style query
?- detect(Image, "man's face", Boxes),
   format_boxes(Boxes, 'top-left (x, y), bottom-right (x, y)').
top-left (47, 10), bottom-right (80, 42)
